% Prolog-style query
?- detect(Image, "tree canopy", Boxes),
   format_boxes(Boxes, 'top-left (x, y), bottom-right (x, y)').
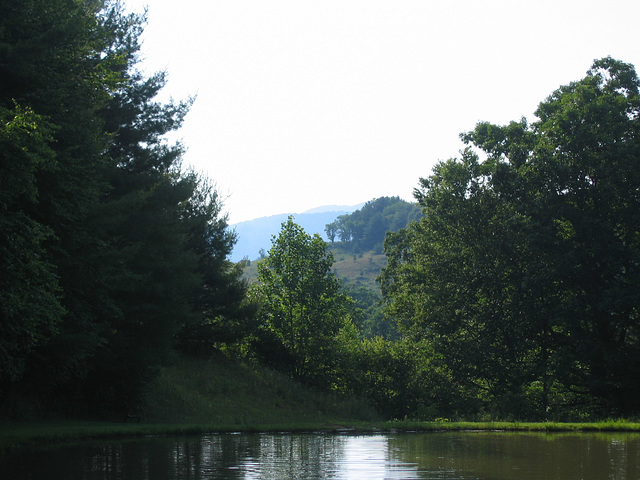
top-left (3, 3), bottom-right (639, 423)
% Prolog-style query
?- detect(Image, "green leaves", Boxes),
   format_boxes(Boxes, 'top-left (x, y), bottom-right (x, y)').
top-left (0, 105), bottom-right (63, 381)
top-left (252, 218), bottom-right (349, 384)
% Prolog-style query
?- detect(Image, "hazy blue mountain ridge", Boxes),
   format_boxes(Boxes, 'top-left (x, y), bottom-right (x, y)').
top-left (230, 204), bottom-right (365, 262)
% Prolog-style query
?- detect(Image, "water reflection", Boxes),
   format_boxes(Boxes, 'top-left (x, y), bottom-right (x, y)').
top-left (1, 430), bottom-right (639, 479)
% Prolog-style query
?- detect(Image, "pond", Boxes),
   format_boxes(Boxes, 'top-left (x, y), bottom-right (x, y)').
top-left (1, 430), bottom-right (639, 479)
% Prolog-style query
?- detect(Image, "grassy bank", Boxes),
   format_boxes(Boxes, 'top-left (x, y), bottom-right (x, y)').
top-left (4, 419), bottom-right (640, 454)
top-left (382, 418), bottom-right (640, 433)
top-left (2, 356), bottom-right (640, 453)
top-left (140, 356), bottom-right (378, 425)
top-left (0, 420), bottom-right (359, 454)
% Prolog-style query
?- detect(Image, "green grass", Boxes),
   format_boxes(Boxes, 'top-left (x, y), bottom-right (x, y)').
top-left (4, 418), bottom-right (640, 454)
top-left (0, 355), bottom-right (379, 453)
top-left (381, 419), bottom-right (640, 432)
top-left (141, 356), bottom-right (377, 425)
top-left (0, 420), bottom-right (361, 454)
top-left (0, 359), bottom-right (379, 452)
top-left (329, 248), bottom-right (387, 289)
top-left (240, 259), bottom-right (259, 283)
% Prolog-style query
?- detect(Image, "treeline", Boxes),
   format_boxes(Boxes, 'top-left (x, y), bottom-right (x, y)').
top-left (324, 197), bottom-right (421, 253)
top-left (0, 0), bottom-right (250, 417)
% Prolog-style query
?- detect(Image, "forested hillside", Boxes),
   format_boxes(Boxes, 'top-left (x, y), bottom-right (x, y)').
top-left (240, 197), bottom-right (417, 286)
top-left (241, 198), bottom-right (419, 340)
top-left (325, 197), bottom-right (421, 253)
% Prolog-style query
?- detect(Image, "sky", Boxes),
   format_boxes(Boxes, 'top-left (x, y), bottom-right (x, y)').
top-left (124, 0), bottom-right (640, 224)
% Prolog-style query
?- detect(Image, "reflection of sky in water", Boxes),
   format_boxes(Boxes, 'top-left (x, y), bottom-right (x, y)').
top-left (233, 434), bottom-right (423, 479)
top-left (339, 435), bottom-right (390, 478)
top-left (333, 435), bottom-right (423, 479)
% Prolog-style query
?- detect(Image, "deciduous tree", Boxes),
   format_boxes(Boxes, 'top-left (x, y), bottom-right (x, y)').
top-left (251, 218), bottom-right (350, 384)
top-left (381, 57), bottom-right (640, 417)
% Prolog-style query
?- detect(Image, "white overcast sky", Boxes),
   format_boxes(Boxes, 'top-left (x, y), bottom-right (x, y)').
top-left (124, 0), bottom-right (640, 224)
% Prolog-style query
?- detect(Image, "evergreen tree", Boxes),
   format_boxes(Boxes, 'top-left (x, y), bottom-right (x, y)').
top-left (0, 0), bottom-right (248, 416)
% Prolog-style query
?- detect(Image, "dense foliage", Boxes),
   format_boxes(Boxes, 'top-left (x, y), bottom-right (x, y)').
top-left (380, 57), bottom-right (640, 419)
top-left (0, 0), bottom-right (247, 417)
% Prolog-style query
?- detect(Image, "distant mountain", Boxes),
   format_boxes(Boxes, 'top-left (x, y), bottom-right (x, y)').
top-left (229, 203), bottom-right (365, 262)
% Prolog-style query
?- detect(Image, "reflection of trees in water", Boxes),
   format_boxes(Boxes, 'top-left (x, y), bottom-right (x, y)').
top-left (2, 432), bottom-right (639, 479)
top-left (156, 433), bottom-right (398, 479)
top-left (164, 433), bottom-right (352, 478)
top-left (251, 434), bottom-right (346, 478)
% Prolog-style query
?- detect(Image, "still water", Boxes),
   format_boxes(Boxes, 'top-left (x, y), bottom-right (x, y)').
top-left (2, 431), bottom-right (639, 479)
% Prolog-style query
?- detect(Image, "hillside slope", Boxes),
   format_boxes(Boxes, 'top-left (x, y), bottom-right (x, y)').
top-left (142, 356), bottom-right (378, 424)
top-left (241, 244), bottom-right (386, 289)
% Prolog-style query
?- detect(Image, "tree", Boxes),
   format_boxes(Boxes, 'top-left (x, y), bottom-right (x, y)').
top-left (334, 330), bottom-right (463, 419)
top-left (0, 0), bottom-right (121, 391)
top-left (341, 285), bottom-right (397, 339)
top-left (381, 58), bottom-right (640, 418)
top-left (177, 177), bottom-right (256, 353)
top-left (0, 0), bottom-right (247, 416)
top-left (528, 57), bottom-right (640, 415)
top-left (251, 217), bottom-right (350, 384)
top-left (0, 105), bottom-right (63, 381)
top-left (324, 222), bottom-right (338, 243)
top-left (381, 151), bottom-right (546, 418)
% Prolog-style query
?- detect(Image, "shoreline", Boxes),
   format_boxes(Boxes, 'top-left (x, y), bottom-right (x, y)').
top-left (2, 419), bottom-right (640, 453)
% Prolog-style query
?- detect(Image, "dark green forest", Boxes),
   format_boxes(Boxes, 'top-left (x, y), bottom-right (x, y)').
top-left (0, 0), bottom-right (251, 417)
top-left (2, 0), bottom-right (640, 422)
